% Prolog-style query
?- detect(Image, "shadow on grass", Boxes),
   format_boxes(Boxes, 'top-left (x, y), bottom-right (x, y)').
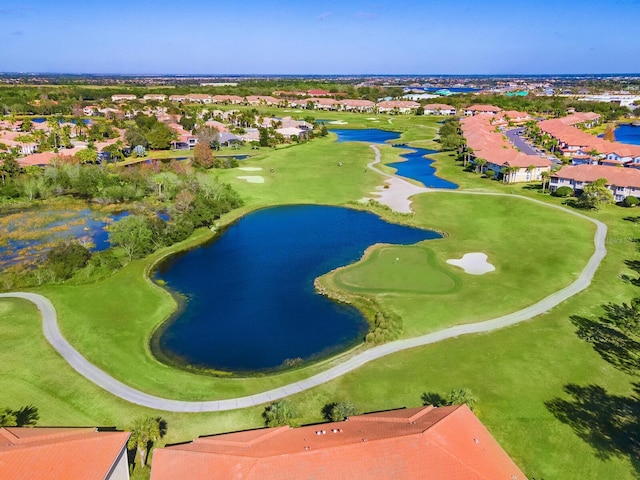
top-left (570, 315), bottom-right (640, 375)
top-left (545, 383), bottom-right (640, 474)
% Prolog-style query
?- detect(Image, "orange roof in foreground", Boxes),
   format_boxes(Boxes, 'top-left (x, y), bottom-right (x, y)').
top-left (0, 427), bottom-right (130, 480)
top-left (151, 405), bottom-right (526, 480)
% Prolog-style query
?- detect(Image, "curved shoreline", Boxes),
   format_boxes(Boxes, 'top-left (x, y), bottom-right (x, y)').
top-left (0, 146), bottom-right (607, 412)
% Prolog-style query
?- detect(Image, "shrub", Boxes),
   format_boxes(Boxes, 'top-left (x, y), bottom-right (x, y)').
top-left (623, 196), bottom-right (639, 207)
top-left (46, 241), bottom-right (91, 280)
top-left (554, 186), bottom-right (574, 197)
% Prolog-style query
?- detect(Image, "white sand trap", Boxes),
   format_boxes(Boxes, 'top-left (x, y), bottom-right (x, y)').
top-left (238, 167), bottom-right (262, 171)
top-left (237, 175), bottom-right (265, 184)
top-left (329, 120), bottom-right (348, 125)
top-left (447, 253), bottom-right (495, 275)
top-left (366, 117), bottom-right (377, 120)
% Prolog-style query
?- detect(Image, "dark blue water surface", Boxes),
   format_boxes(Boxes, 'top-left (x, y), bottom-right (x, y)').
top-left (332, 128), bottom-right (458, 189)
top-left (388, 148), bottom-right (458, 189)
top-left (154, 205), bottom-right (440, 372)
top-left (331, 128), bottom-right (401, 144)
top-left (615, 124), bottom-right (640, 146)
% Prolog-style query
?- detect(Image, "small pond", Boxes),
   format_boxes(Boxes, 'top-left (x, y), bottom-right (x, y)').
top-left (388, 147), bottom-right (458, 189)
top-left (331, 128), bottom-right (458, 189)
top-left (153, 205), bottom-right (440, 372)
top-left (614, 124), bottom-right (640, 146)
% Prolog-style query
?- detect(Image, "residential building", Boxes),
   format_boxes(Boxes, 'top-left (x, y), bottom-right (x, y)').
top-left (212, 95), bottom-right (244, 105)
top-left (111, 94), bottom-right (137, 102)
top-left (423, 103), bottom-right (456, 115)
top-left (312, 97), bottom-right (341, 110)
top-left (169, 94), bottom-right (188, 103)
top-left (376, 100), bottom-right (420, 114)
top-left (464, 104), bottom-right (502, 116)
top-left (550, 164), bottom-right (640, 201)
top-left (461, 114), bottom-right (551, 182)
top-left (83, 105), bottom-right (100, 116)
top-left (143, 94), bottom-right (167, 102)
top-left (340, 99), bottom-right (376, 112)
top-left (0, 427), bottom-right (130, 480)
top-left (186, 94), bottom-right (213, 104)
top-left (151, 405), bottom-right (526, 480)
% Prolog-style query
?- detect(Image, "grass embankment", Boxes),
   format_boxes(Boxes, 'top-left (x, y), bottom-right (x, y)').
top-left (2, 115), bottom-right (639, 478)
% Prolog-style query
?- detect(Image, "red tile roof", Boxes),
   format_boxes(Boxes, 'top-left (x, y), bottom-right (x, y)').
top-left (377, 100), bottom-right (420, 109)
top-left (0, 427), bottom-right (130, 480)
top-left (538, 115), bottom-right (640, 158)
top-left (461, 114), bottom-right (551, 169)
top-left (151, 405), bottom-right (526, 480)
top-left (552, 164), bottom-right (640, 188)
top-left (465, 104), bottom-right (502, 113)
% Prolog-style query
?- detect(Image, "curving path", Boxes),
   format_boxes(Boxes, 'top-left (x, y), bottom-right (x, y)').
top-left (0, 147), bottom-right (607, 412)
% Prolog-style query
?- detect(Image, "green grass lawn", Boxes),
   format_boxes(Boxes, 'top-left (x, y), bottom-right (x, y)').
top-left (2, 115), bottom-right (640, 478)
top-left (331, 245), bottom-right (461, 295)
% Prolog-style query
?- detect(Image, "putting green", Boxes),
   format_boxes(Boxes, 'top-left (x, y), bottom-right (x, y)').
top-left (333, 246), bottom-right (461, 294)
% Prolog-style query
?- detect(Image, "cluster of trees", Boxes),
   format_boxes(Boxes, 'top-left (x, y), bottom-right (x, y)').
top-left (438, 118), bottom-right (465, 152)
top-left (421, 388), bottom-right (478, 411)
top-left (109, 173), bottom-right (242, 260)
top-left (263, 400), bottom-right (359, 428)
top-left (261, 388), bottom-right (478, 430)
top-left (125, 113), bottom-right (177, 150)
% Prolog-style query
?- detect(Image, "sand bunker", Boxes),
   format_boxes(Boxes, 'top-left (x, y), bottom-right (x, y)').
top-left (329, 120), bottom-right (348, 125)
top-left (446, 253), bottom-right (495, 275)
top-left (237, 167), bottom-right (262, 171)
top-left (237, 176), bottom-right (265, 184)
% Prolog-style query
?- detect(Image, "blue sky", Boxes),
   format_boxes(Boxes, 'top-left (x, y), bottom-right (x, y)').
top-left (1, 0), bottom-right (639, 75)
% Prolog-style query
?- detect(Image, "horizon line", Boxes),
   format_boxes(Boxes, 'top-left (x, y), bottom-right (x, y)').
top-left (2, 72), bottom-right (640, 77)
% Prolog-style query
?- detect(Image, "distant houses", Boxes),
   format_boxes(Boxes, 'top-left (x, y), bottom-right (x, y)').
top-left (423, 103), bottom-right (456, 115)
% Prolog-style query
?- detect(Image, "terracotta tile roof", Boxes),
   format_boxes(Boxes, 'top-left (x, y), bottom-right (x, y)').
top-left (340, 99), bottom-right (376, 107)
top-left (538, 115), bottom-right (640, 158)
top-left (377, 100), bottom-right (421, 109)
top-left (17, 151), bottom-right (57, 167)
top-left (465, 104), bottom-right (502, 113)
top-left (0, 427), bottom-right (130, 480)
top-left (307, 89), bottom-right (330, 96)
top-left (151, 405), bottom-right (526, 480)
top-left (552, 164), bottom-right (640, 188)
top-left (461, 114), bottom-right (551, 169)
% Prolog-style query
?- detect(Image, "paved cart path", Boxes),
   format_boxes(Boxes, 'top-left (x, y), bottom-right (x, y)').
top-left (0, 146), bottom-right (607, 412)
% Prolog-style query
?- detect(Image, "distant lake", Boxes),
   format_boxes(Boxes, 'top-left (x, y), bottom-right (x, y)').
top-left (615, 124), bottom-right (640, 146)
top-left (153, 205), bottom-right (440, 372)
top-left (331, 128), bottom-right (458, 189)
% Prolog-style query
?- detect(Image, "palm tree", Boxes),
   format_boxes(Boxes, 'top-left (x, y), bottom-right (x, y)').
top-left (474, 158), bottom-right (486, 174)
top-left (526, 165), bottom-right (536, 182)
top-left (541, 170), bottom-right (551, 193)
top-left (128, 416), bottom-right (167, 468)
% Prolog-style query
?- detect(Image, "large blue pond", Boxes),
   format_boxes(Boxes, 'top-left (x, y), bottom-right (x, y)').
top-left (331, 128), bottom-right (458, 189)
top-left (615, 124), bottom-right (640, 146)
top-left (154, 205), bottom-right (440, 372)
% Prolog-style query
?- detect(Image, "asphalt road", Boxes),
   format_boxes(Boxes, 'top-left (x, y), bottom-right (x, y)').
top-left (0, 155), bottom-right (607, 413)
top-left (504, 128), bottom-right (539, 156)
